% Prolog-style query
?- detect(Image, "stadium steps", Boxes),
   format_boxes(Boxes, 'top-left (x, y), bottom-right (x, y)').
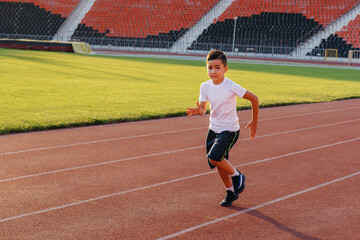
top-left (293, 3), bottom-right (360, 57)
top-left (54, 0), bottom-right (96, 41)
top-left (170, 0), bottom-right (236, 53)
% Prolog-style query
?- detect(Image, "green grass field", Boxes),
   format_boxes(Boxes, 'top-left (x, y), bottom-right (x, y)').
top-left (0, 48), bottom-right (359, 134)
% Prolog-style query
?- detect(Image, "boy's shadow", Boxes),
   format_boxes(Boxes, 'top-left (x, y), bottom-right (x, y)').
top-left (228, 206), bottom-right (321, 240)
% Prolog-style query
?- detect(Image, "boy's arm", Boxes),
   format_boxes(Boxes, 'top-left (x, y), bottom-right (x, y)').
top-left (243, 91), bottom-right (259, 139)
top-left (186, 101), bottom-right (207, 116)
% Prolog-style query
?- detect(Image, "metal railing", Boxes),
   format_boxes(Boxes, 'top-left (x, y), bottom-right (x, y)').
top-left (2, 33), bottom-right (360, 64)
top-left (0, 33), bottom-right (53, 41)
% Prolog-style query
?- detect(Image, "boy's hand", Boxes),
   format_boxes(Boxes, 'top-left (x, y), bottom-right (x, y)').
top-left (186, 101), bottom-right (201, 116)
top-left (243, 91), bottom-right (259, 139)
top-left (246, 120), bottom-right (257, 139)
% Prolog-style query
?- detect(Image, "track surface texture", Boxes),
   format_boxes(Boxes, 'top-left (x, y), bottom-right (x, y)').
top-left (0, 99), bottom-right (359, 239)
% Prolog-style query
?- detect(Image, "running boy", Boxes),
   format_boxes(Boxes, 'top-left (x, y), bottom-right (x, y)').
top-left (186, 50), bottom-right (259, 206)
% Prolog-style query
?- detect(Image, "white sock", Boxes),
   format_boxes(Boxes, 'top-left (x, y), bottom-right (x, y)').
top-left (226, 186), bottom-right (235, 193)
top-left (230, 169), bottom-right (239, 177)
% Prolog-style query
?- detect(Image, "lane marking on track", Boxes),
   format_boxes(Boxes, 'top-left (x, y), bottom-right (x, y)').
top-left (1, 106), bottom-right (359, 156)
top-left (235, 137), bottom-right (359, 167)
top-left (157, 171), bottom-right (360, 240)
top-left (0, 119), bottom-right (359, 183)
top-left (0, 137), bottom-right (358, 223)
top-left (205, 216), bottom-right (238, 222)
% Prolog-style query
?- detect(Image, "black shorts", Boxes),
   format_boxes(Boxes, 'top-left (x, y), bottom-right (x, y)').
top-left (206, 129), bottom-right (239, 169)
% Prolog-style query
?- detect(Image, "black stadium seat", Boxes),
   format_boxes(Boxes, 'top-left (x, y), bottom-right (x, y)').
top-left (0, 1), bottom-right (65, 38)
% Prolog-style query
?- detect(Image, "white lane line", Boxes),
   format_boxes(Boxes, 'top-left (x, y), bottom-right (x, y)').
top-left (1, 106), bottom-right (359, 156)
top-left (157, 171), bottom-right (360, 240)
top-left (0, 119), bottom-right (359, 183)
top-left (0, 127), bottom-right (204, 156)
top-left (236, 137), bottom-right (359, 167)
top-left (256, 106), bottom-right (360, 122)
top-left (250, 118), bottom-right (359, 139)
top-left (0, 137), bottom-right (358, 223)
top-left (0, 146), bottom-right (202, 183)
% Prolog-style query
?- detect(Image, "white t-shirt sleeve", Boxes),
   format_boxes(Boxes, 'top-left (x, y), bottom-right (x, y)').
top-left (231, 82), bottom-right (247, 98)
top-left (199, 82), bottom-right (208, 102)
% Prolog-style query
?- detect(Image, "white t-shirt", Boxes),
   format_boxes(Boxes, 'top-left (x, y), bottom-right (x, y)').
top-left (199, 78), bottom-right (247, 133)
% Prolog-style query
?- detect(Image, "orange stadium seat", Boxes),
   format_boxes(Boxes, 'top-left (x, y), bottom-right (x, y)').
top-left (2, 0), bottom-right (80, 17)
top-left (336, 15), bottom-right (360, 48)
top-left (217, 0), bottom-right (360, 27)
top-left (78, 0), bottom-right (220, 38)
top-left (190, 0), bottom-right (360, 53)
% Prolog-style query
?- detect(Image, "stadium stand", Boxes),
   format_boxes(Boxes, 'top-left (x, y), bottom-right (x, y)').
top-left (4, 0), bottom-right (79, 18)
top-left (0, 0), bottom-right (359, 58)
top-left (217, 0), bottom-right (359, 27)
top-left (190, 0), bottom-right (360, 51)
top-left (308, 34), bottom-right (355, 58)
top-left (191, 12), bottom-right (319, 52)
top-left (336, 15), bottom-right (360, 48)
top-left (71, 0), bottom-right (220, 48)
top-left (0, 0), bottom-right (79, 39)
top-left (308, 16), bottom-right (360, 58)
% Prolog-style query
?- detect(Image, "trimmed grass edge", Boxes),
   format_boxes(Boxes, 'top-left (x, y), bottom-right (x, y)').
top-left (1, 96), bottom-right (358, 135)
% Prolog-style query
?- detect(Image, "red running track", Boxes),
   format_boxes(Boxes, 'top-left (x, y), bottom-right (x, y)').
top-left (0, 99), bottom-right (359, 239)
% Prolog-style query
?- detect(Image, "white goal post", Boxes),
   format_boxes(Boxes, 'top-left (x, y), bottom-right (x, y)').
top-left (348, 50), bottom-right (360, 65)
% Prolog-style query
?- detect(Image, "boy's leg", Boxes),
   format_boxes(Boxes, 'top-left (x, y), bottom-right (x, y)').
top-left (206, 130), bottom-right (245, 205)
top-left (210, 158), bottom-right (236, 188)
top-left (210, 159), bottom-right (242, 206)
top-left (217, 168), bottom-right (232, 188)
top-left (210, 158), bottom-right (245, 195)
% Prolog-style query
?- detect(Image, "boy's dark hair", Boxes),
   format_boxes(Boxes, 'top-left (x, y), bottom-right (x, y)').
top-left (206, 49), bottom-right (227, 67)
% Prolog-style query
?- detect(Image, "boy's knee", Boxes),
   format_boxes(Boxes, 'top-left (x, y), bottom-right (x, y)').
top-left (209, 158), bottom-right (222, 166)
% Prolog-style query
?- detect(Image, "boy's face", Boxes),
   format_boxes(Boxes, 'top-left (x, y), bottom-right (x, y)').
top-left (207, 59), bottom-right (228, 84)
